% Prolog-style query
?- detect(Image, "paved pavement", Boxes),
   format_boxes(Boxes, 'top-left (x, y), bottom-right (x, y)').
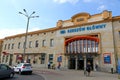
top-left (33, 68), bottom-right (120, 80)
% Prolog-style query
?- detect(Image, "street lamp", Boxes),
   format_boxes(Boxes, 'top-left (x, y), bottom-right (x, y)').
top-left (19, 9), bottom-right (39, 62)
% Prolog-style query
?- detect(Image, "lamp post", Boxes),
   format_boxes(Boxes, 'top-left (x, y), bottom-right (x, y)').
top-left (19, 9), bottom-right (39, 62)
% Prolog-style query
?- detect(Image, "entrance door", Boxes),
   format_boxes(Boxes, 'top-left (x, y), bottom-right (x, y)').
top-left (87, 58), bottom-right (93, 70)
top-left (9, 54), bottom-right (13, 66)
top-left (78, 60), bottom-right (84, 70)
top-left (69, 58), bottom-right (75, 69)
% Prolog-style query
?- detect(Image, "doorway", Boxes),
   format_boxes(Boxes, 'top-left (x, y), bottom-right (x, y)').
top-left (69, 58), bottom-right (75, 69)
top-left (9, 54), bottom-right (13, 66)
top-left (78, 60), bottom-right (84, 70)
top-left (87, 58), bottom-right (93, 70)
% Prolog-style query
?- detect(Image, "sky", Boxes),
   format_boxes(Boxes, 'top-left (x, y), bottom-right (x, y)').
top-left (0, 0), bottom-right (120, 39)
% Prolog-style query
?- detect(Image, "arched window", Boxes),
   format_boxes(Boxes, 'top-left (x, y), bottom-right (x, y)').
top-left (65, 36), bottom-right (99, 54)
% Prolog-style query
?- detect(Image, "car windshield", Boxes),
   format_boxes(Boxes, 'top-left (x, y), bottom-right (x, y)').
top-left (23, 64), bottom-right (31, 66)
top-left (17, 63), bottom-right (23, 67)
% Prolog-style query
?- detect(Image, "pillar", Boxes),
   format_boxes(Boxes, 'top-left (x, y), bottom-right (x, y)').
top-left (84, 55), bottom-right (87, 75)
top-left (93, 56), bottom-right (96, 71)
top-left (75, 55), bottom-right (78, 70)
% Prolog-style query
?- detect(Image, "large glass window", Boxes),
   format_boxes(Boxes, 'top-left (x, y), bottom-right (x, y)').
top-left (80, 40), bottom-right (83, 52)
top-left (73, 41), bottom-right (77, 53)
top-left (95, 42), bottom-right (98, 52)
top-left (87, 40), bottom-right (91, 52)
top-left (83, 40), bottom-right (87, 52)
top-left (91, 41), bottom-right (95, 52)
top-left (70, 42), bottom-right (73, 53)
top-left (67, 43), bottom-right (70, 53)
top-left (77, 41), bottom-right (80, 53)
top-left (66, 39), bottom-right (99, 54)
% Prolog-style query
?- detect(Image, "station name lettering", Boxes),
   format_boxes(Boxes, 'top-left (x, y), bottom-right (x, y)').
top-left (60, 24), bottom-right (106, 34)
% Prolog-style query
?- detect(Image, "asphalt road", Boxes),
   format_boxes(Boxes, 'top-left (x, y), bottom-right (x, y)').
top-left (2, 73), bottom-right (45, 80)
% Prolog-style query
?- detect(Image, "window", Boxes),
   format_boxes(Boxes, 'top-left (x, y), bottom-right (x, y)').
top-left (6, 55), bottom-right (8, 62)
top-left (70, 42), bottom-right (73, 53)
top-left (23, 42), bottom-right (25, 48)
top-left (83, 40), bottom-right (87, 52)
top-left (49, 54), bottom-right (53, 64)
top-left (42, 40), bottom-right (46, 47)
top-left (50, 39), bottom-right (54, 47)
top-left (29, 41), bottom-right (32, 48)
top-left (0, 65), bottom-right (8, 70)
top-left (77, 18), bottom-right (84, 22)
top-left (95, 42), bottom-right (98, 52)
top-left (35, 40), bottom-right (39, 47)
top-left (66, 39), bottom-right (99, 53)
top-left (80, 40), bottom-right (83, 52)
top-left (2, 55), bottom-right (5, 62)
top-left (8, 44), bottom-right (10, 49)
top-left (18, 42), bottom-right (21, 49)
top-left (41, 54), bottom-right (45, 64)
top-left (4, 44), bottom-right (7, 50)
top-left (88, 40), bottom-right (91, 52)
top-left (11, 43), bottom-right (14, 49)
top-left (91, 41), bottom-right (95, 52)
top-left (119, 31), bottom-right (120, 38)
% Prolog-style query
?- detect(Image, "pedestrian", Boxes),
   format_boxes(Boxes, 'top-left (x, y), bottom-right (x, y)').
top-left (86, 62), bottom-right (92, 76)
top-left (95, 63), bottom-right (98, 71)
top-left (57, 62), bottom-right (61, 69)
top-left (48, 61), bottom-right (51, 69)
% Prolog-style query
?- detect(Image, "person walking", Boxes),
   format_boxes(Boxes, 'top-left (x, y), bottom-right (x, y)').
top-left (48, 61), bottom-right (51, 69)
top-left (57, 62), bottom-right (61, 69)
top-left (86, 62), bottom-right (92, 76)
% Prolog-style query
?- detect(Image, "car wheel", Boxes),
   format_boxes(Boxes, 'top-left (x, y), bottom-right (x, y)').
top-left (9, 73), bottom-right (14, 78)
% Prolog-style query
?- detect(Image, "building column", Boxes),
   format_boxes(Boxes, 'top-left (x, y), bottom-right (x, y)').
top-left (75, 55), bottom-right (78, 70)
top-left (84, 55), bottom-right (87, 75)
top-left (93, 56), bottom-right (96, 71)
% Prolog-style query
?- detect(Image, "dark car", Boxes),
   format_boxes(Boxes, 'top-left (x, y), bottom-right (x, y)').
top-left (0, 64), bottom-right (15, 78)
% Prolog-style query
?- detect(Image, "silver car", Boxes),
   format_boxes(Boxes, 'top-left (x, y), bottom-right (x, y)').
top-left (0, 64), bottom-right (15, 78)
top-left (14, 63), bottom-right (32, 75)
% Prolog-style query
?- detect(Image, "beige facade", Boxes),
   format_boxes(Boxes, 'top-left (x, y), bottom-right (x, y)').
top-left (0, 10), bottom-right (120, 72)
top-left (0, 39), bottom-right (3, 63)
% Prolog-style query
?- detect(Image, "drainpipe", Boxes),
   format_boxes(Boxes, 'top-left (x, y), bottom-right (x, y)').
top-left (111, 19), bottom-right (118, 73)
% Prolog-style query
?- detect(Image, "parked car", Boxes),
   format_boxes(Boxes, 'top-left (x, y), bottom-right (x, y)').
top-left (0, 64), bottom-right (15, 79)
top-left (14, 63), bottom-right (32, 75)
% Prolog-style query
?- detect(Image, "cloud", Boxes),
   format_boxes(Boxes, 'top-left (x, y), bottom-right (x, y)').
top-left (53, 0), bottom-right (79, 4)
top-left (97, 5), bottom-right (106, 11)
